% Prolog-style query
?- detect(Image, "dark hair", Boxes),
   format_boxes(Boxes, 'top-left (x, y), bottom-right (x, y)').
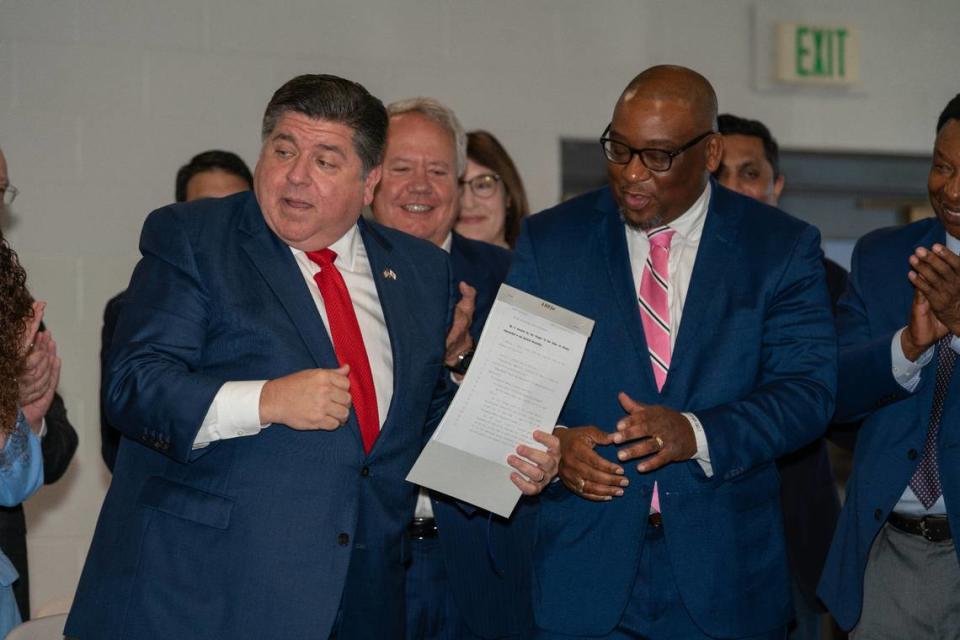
top-left (0, 230), bottom-right (32, 435)
top-left (717, 114), bottom-right (781, 178)
top-left (261, 74), bottom-right (388, 175)
top-left (466, 131), bottom-right (529, 248)
top-left (937, 94), bottom-right (960, 133)
top-left (175, 150), bottom-right (253, 202)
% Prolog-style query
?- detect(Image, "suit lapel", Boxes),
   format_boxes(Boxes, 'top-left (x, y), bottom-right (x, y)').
top-left (596, 193), bottom-right (659, 394)
top-left (237, 196), bottom-right (340, 370)
top-left (667, 185), bottom-right (741, 396)
top-left (358, 218), bottom-right (419, 458)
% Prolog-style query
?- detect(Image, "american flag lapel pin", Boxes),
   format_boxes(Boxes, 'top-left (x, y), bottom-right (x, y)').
top-left (382, 268), bottom-right (398, 281)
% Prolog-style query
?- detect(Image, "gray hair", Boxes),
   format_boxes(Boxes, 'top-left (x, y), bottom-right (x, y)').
top-left (386, 97), bottom-right (467, 177)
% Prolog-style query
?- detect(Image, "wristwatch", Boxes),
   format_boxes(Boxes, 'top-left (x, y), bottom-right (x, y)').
top-left (447, 349), bottom-right (474, 376)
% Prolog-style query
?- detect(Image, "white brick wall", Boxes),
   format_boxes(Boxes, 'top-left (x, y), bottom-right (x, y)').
top-left (0, 0), bottom-right (957, 614)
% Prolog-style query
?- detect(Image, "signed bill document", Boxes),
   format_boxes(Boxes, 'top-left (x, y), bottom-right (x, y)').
top-left (407, 284), bottom-right (594, 517)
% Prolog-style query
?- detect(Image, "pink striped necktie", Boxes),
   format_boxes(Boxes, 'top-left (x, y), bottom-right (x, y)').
top-left (638, 225), bottom-right (675, 513)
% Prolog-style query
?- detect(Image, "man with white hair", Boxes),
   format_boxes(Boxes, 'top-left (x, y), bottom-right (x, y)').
top-left (372, 98), bottom-right (559, 640)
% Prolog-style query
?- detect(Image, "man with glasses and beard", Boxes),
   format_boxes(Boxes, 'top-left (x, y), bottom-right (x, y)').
top-left (506, 65), bottom-right (836, 639)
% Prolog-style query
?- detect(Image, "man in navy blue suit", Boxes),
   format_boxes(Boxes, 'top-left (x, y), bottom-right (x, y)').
top-left (67, 74), bottom-right (484, 639)
top-left (507, 65), bottom-right (836, 639)
top-left (371, 96), bottom-right (559, 640)
top-left (818, 94), bottom-right (960, 637)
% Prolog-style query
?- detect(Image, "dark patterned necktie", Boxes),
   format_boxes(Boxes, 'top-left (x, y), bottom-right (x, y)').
top-left (909, 335), bottom-right (957, 509)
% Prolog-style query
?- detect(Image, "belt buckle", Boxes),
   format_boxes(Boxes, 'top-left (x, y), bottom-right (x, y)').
top-left (919, 516), bottom-right (942, 542)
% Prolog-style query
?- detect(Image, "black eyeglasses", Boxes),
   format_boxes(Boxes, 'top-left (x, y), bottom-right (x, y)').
top-left (459, 173), bottom-right (501, 199)
top-left (599, 126), bottom-right (714, 172)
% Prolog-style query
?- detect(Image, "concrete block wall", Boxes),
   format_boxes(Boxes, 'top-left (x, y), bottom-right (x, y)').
top-left (0, 0), bottom-right (957, 612)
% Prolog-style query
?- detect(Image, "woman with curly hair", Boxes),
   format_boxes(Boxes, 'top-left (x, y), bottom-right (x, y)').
top-left (0, 230), bottom-right (47, 637)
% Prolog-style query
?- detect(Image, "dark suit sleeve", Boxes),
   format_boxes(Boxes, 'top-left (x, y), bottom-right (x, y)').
top-left (40, 392), bottom-right (78, 484)
top-left (832, 236), bottom-right (914, 423)
top-left (104, 208), bottom-right (226, 464)
top-left (694, 225), bottom-right (838, 483)
top-left (421, 256), bottom-right (458, 446)
top-left (99, 293), bottom-right (122, 471)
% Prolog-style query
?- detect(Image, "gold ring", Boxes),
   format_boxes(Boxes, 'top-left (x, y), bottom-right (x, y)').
top-left (654, 435), bottom-right (664, 450)
top-left (577, 477), bottom-right (585, 493)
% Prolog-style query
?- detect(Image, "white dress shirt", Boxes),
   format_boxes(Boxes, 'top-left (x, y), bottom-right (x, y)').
top-left (889, 231), bottom-right (960, 516)
top-left (623, 182), bottom-right (713, 475)
top-left (193, 223), bottom-right (393, 447)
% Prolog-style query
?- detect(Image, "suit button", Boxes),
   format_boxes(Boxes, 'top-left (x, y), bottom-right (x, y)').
top-left (361, 466), bottom-right (370, 477)
top-left (874, 508), bottom-right (883, 521)
top-left (908, 449), bottom-right (918, 460)
top-left (338, 533), bottom-right (349, 546)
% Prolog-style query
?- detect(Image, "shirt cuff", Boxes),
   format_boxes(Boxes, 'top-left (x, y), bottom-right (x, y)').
top-left (891, 328), bottom-right (935, 392)
top-left (683, 412), bottom-right (713, 477)
top-left (193, 380), bottom-right (270, 449)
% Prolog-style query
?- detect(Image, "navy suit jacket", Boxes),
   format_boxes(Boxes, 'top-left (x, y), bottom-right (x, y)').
top-left (431, 233), bottom-right (536, 639)
top-left (506, 183), bottom-right (836, 638)
top-left (66, 192), bottom-right (456, 639)
top-left (818, 217), bottom-right (960, 630)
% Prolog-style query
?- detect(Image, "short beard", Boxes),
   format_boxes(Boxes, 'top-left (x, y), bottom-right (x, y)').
top-left (620, 209), bottom-right (663, 231)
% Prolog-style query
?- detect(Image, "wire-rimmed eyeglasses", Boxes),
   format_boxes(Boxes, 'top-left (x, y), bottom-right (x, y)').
top-left (459, 173), bottom-right (501, 199)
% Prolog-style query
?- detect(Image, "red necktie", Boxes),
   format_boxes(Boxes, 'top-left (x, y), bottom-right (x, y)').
top-left (306, 249), bottom-right (380, 454)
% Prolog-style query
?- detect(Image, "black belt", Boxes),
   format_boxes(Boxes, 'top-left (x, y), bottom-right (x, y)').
top-left (888, 512), bottom-right (952, 542)
top-left (407, 517), bottom-right (439, 540)
top-left (648, 512), bottom-right (663, 528)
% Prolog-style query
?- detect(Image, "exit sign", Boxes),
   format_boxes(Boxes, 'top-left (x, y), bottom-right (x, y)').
top-left (776, 22), bottom-right (860, 86)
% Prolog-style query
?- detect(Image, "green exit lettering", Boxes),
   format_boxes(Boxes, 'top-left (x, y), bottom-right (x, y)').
top-left (795, 26), bottom-right (848, 78)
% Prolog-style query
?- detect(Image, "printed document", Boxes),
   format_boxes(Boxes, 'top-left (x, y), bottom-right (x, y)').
top-left (407, 284), bottom-right (594, 517)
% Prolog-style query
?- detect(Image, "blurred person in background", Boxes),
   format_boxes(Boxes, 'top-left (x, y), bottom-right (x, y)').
top-left (0, 229), bottom-right (54, 637)
top-left (174, 149), bottom-right (254, 203)
top-left (455, 130), bottom-right (529, 249)
top-left (0, 146), bottom-right (77, 622)
top-left (100, 149), bottom-right (253, 472)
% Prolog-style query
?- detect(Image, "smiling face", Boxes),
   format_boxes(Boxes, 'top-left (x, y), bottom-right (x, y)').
top-left (371, 112), bottom-right (460, 247)
top-left (455, 158), bottom-right (508, 247)
top-left (254, 112), bottom-right (381, 251)
top-left (929, 119), bottom-right (960, 240)
top-left (606, 94), bottom-right (722, 229)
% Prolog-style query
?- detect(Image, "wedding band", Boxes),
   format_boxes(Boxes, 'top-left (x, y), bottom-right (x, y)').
top-left (577, 477), bottom-right (585, 493)
top-left (654, 435), bottom-right (664, 450)
top-left (537, 470), bottom-right (545, 482)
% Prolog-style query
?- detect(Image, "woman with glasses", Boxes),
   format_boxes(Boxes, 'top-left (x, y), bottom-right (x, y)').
top-left (455, 130), bottom-right (529, 249)
top-left (0, 231), bottom-right (47, 638)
